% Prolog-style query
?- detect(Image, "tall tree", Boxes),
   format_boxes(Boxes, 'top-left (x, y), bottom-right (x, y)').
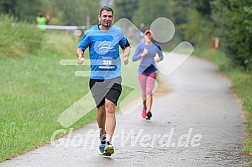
top-left (112, 0), bottom-right (139, 21)
top-left (173, 0), bottom-right (214, 46)
top-left (0, 0), bottom-right (18, 16)
top-left (132, 0), bottom-right (172, 28)
top-left (0, 0), bottom-right (43, 22)
top-left (192, 0), bottom-right (213, 20)
top-left (53, 0), bottom-right (100, 26)
top-left (169, 0), bottom-right (193, 42)
top-left (211, 0), bottom-right (252, 70)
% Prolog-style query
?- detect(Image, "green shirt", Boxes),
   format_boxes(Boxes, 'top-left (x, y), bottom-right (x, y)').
top-left (36, 16), bottom-right (47, 31)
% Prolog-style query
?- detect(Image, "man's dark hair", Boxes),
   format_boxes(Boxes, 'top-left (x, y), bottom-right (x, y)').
top-left (99, 6), bottom-right (114, 16)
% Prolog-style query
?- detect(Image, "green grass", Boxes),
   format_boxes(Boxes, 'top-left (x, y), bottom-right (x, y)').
top-left (193, 47), bottom-right (252, 165)
top-left (0, 31), bottom-right (87, 161)
top-left (0, 27), bottom-right (140, 162)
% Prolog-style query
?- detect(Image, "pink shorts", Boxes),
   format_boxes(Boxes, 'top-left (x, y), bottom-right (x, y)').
top-left (138, 72), bottom-right (156, 97)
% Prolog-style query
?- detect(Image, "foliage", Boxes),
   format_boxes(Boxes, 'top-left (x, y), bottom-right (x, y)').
top-left (0, 0), bottom-right (101, 25)
top-left (53, 0), bottom-right (100, 26)
top-left (169, 0), bottom-right (252, 70)
top-left (112, 0), bottom-right (139, 21)
top-left (181, 10), bottom-right (214, 47)
top-left (169, 0), bottom-right (192, 41)
top-left (132, 0), bottom-right (173, 28)
top-left (192, 0), bottom-right (213, 20)
top-left (211, 0), bottom-right (252, 70)
top-left (0, 0), bottom-right (51, 23)
top-left (0, 15), bottom-right (43, 57)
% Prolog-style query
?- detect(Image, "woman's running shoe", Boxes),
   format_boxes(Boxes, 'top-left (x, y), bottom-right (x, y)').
top-left (142, 109), bottom-right (147, 118)
top-left (146, 111), bottom-right (152, 120)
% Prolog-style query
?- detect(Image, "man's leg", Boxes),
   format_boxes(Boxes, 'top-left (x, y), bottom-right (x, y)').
top-left (97, 104), bottom-right (107, 153)
top-left (97, 104), bottom-right (106, 135)
top-left (104, 99), bottom-right (116, 142)
top-left (102, 77), bottom-right (121, 156)
top-left (102, 99), bottom-right (116, 156)
top-left (89, 79), bottom-right (107, 153)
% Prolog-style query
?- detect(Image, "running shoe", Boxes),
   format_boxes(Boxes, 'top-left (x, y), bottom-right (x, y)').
top-left (103, 141), bottom-right (114, 156)
top-left (99, 134), bottom-right (106, 153)
top-left (146, 111), bottom-right (152, 120)
top-left (142, 109), bottom-right (147, 118)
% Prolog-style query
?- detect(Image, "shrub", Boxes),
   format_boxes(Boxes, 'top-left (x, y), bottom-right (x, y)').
top-left (0, 15), bottom-right (43, 57)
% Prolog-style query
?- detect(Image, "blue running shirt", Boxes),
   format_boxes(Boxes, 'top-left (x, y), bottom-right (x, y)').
top-left (78, 25), bottom-right (128, 80)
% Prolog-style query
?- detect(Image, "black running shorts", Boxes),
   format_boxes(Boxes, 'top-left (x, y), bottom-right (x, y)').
top-left (89, 76), bottom-right (122, 108)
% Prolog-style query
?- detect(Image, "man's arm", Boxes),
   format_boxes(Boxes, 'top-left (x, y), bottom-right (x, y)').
top-left (76, 31), bottom-right (90, 65)
top-left (76, 48), bottom-right (84, 65)
top-left (120, 38), bottom-right (131, 65)
top-left (122, 46), bottom-right (131, 65)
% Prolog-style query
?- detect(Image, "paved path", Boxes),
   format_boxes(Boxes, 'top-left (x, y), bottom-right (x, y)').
top-left (0, 55), bottom-right (248, 167)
